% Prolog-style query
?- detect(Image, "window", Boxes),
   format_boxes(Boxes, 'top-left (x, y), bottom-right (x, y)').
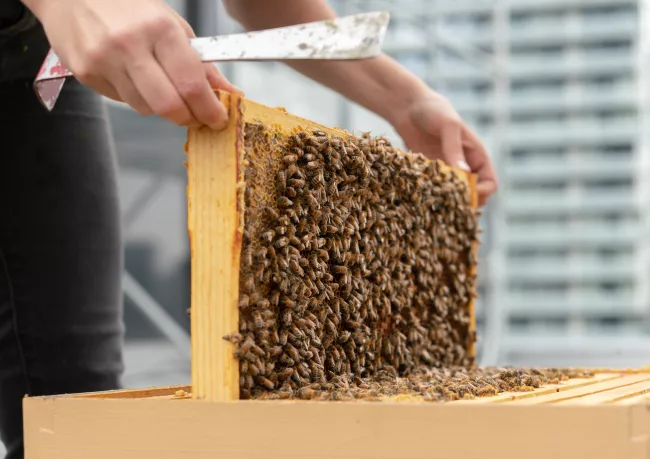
top-left (510, 282), bottom-right (569, 294)
top-left (599, 143), bottom-right (633, 158)
top-left (599, 281), bottom-right (623, 293)
top-left (511, 79), bottom-right (564, 93)
top-left (508, 214), bottom-right (568, 226)
top-left (583, 178), bottom-right (633, 191)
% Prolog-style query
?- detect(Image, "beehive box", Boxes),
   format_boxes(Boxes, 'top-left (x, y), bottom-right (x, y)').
top-left (23, 93), bottom-right (650, 458)
top-left (23, 369), bottom-right (650, 458)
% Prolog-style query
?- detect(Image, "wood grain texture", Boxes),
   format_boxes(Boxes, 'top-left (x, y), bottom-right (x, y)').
top-left (511, 374), bottom-right (650, 405)
top-left (187, 92), bottom-right (244, 401)
top-left (454, 373), bottom-right (622, 404)
top-left (72, 385), bottom-right (191, 399)
top-left (23, 395), bottom-right (638, 459)
top-left (23, 371), bottom-right (650, 457)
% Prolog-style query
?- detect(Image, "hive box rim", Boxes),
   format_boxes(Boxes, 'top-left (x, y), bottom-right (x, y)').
top-left (23, 374), bottom-right (650, 459)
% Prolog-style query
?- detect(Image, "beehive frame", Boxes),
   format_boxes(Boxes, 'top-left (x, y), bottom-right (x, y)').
top-left (185, 91), bottom-right (479, 402)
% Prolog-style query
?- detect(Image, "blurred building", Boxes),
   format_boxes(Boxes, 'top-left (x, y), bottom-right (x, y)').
top-left (397, 0), bottom-right (650, 366)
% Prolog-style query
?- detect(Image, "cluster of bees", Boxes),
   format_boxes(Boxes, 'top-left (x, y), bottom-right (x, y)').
top-left (252, 366), bottom-right (595, 401)
top-left (229, 122), bottom-right (479, 400)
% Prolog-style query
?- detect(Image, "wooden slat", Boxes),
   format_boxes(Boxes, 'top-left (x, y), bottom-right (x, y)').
top-left (614, 392), bottom-right (650, 405)
top-left (454, 373), bottom-right (621, 404)
top-left (511, 373), bottom-right (650, 405)
top-left (187, 92), bottom-right (244, 402)
top-left (72, 385), bottom-right (191, 399)
top-left (564, 379), bottom-right (650, 405)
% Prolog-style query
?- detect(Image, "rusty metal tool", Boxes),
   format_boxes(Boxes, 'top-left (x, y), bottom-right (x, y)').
top-left (33, 11), bottom-right (390, 111)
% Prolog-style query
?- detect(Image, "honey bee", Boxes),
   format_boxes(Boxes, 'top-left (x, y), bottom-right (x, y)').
top-left (290, 134), bottom-right (304, 147)
top-left (280, 354), bottom-right (295, 367)
top-left (286, 164), bottom-right (300, 178)
top-left (277, 368), bottom-right (294, 380)
top-left (285, 187), bottom-right (297, 198)
top-left (270, 291), bottom-right (280, 307)
top-left (305, 193), bottom-right (320, 209)
top-left (283, 154), bottom-right (298, 165)
top-left (222, 332), bottom-right (242, 344)
top-left (248, 362), bottom-right (261, 377)
top-left (281, 309), bottom-right (292, 325)
top-left (258, 376), bottom-right (275, 390)
top-left (243, 275), bottom-right (255, 294)
top-left (278, 256), bottom-right (289, 270)
top-left (297, 388), bottom-right (318, 400)
top-left (275, 237), bottom-right (289, 248)
top-left (277, 196), bottom-right (293, 208)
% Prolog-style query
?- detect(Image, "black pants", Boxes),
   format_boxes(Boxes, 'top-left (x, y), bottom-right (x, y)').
top-left (0, 79), bottom-right (125, 459)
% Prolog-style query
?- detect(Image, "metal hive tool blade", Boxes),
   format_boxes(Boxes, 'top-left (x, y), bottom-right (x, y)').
top-left (33, 11), bottom-right (390, 111)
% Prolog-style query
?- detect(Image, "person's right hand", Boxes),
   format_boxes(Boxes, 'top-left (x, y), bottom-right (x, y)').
top-left (24, 0), bottom-right (239, 129)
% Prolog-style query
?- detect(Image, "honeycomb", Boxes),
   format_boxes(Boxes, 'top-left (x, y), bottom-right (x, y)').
top-left (223, 121), bottom-right (481, 400)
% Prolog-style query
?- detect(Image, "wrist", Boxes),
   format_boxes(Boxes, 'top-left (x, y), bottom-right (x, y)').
top-left (20, 0), bottom-right (57, 21)
top-left (373, 57), bottom-right (430, 128)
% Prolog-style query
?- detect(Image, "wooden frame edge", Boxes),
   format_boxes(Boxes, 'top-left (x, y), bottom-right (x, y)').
top-left (187, 91), bottom-right (244, 401)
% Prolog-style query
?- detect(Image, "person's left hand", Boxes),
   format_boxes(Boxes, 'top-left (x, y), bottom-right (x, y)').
top-left (391, 89), bottom-right (498, 207)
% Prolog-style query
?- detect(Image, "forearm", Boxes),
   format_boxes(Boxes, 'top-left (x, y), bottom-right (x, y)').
top-left (223, 0), bottom-right (428, 125)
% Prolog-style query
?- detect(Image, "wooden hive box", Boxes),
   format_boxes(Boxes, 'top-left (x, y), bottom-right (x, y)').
top-left (23, 369), bottom-right (650, 458)
top-left (22, 93), bottom-right (650, 458)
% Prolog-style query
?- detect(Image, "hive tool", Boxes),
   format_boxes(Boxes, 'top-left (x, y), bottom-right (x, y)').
top-left (33, 11), bottom-right (390, 111)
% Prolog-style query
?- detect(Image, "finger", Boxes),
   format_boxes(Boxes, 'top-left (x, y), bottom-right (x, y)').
top-left (96, 80), bottom-right (122, 102)
top-left (167, 7), bottom-right (196, 38)
top-left (103, 68), bottom-right (154, 116)
top-left (125, 56), bottom-right (200, 126)
top-left (440, 121), bottom-right (469, 171)
top-left (461, 129), bottom-right (498, 206)
top-left (75, 73), bottom-right (123, 103)
top-left (153, 27), bottom-right (228, 129)
top-left (169, 6), bottom-right (244, 95)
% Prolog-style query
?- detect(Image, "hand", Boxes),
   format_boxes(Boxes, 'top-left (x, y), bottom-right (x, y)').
top-left (25, 0), bottom-right (241, 129)
top-left (391, 89), bottom-right (498, 207)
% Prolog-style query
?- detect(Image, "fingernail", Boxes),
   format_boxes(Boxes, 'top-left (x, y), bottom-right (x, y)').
top-left (210, 117), bottom-right (228, 131)
top-left (456, 160), bottom-right (471, 172)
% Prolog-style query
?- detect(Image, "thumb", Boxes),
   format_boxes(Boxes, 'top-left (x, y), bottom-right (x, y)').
top-left (411, 98), bottom-right (470, 172)
top-left (441, 122), bottom-right (470, 173)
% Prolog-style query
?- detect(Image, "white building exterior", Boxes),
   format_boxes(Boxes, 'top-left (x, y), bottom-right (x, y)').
top-left (375, 0), bottom-right (650, 366)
